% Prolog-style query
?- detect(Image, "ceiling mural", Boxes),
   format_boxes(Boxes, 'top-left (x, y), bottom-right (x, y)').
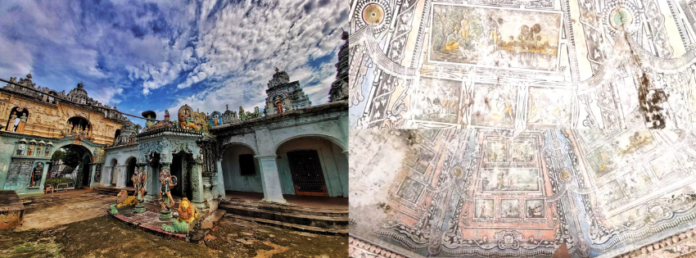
top-left (349, 0), bottom-right (696, 130)
top-left (349, 129), bottom-right (696, 257)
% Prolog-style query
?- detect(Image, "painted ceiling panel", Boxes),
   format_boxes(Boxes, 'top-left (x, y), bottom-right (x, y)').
top-left (349, 0), bottom-right (696, 130)
top-left (349, 129), bottom-right (696, 257)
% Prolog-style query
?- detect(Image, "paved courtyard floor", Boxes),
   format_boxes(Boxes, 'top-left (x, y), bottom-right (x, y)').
top-left (0, 190), bottom-right (348, 257)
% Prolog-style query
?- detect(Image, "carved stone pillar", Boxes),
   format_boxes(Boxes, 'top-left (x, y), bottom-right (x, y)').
top-left (256, 154), bottom-right (287, 204)
top-left (190, 160), bottom-right (205, 210)
top-left (145, 165), bottom-right (158, 201)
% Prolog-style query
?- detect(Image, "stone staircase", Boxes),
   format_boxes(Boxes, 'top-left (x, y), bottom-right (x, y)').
top-left (95, 187), bottom-right (135, 196)
top-left (219, 198), bottom-right (348, 235)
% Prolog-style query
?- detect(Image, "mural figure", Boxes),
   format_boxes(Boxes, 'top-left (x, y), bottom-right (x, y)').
top-left (414, 78), bottom-right (461, 123)
top-left (526, 199), bottom-right (545, 218)
top-left (30, 162), bottom-right (43, 187)
top-left (27, 143), bottom-right (34, 156)
top-left (475, 199), bottom-right (494, 218)
top-left (430, 4), bottom-right (561, 71)
top-left (94, 164), bottom-right (102, 184)
top-left (501, 199), bottom-right (521, 218)
top-left (36, 144), bottom-right (42, 157)
top-left (16, 113), bottom-right (27, 132)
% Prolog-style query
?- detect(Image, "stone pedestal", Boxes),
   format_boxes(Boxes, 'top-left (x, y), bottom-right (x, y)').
top-left (159, 209), bottom-right (172, 221)
top-left (133, 201), bottom-right (146, 213)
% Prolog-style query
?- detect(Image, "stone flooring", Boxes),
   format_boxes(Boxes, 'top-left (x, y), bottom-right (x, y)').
top-left (0, 189), bottom-right (348, 257)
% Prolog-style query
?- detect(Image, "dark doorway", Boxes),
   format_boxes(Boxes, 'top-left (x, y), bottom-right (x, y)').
top-left (287, 150), bottom-right (327, 196)
top-left (126, 158), bottom-right (136, 187)
top-left (80, 154), bottom-right (91, 188)
top-left (171, 154), bottom-right (183, 198)
top-left (170, 152), bottom-right (193, 200)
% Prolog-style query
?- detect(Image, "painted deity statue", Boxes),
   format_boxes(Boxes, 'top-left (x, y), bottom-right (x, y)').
top-left (16, 113), bottom-right (27, 132)
top-left (158, 168), bottom-right (177, 210)
top-left (164, 110), bottom-right (170, 123)
top-left (178, 106), bottom-right (198, 131)
top-left (6, 111), bottom-right (16, 131)
top-left (145, 115), bottom-right (155, 130)
top-left (274, 96), bottom-right (283, 114)
top-left (131, 167), bottom-right (147, 202)
top-left (239, 106), bottom-right (245, 121)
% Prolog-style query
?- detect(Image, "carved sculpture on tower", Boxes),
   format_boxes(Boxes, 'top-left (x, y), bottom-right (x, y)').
top-left (264, 67), bottom-right (311, 115)
top-left (178, 105), bottom-right (198, 131)
top-left (329, 31), bottom-right (349, 102)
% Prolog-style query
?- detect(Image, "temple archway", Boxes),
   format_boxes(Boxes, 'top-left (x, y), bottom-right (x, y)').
top-left (50, 144), bottom-right (92, 189)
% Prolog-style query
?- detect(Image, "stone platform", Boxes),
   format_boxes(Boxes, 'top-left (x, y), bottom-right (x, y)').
top-left (109, 199), bottom-right (187, 241)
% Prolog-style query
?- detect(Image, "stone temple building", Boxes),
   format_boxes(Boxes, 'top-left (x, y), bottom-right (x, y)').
top-left (0, 34), bottom-right (349, 233)
top-left (0, 74), bottom-right (126, 197)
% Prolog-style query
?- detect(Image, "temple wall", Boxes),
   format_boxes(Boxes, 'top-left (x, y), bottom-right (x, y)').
top-left (0, 92), bottom-right (122, 145)
top-left (0, 138), bottom-right (16, 189)
top-left (221, 145), bottom-right (263, 193)
top-left (102, 146), bottom-right (139, 187)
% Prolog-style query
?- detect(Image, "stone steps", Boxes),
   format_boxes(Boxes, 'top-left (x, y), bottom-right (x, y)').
top-left (219, 199), bottom-right (348, 235)
top-left (224, 214), bottom-right (349, 235)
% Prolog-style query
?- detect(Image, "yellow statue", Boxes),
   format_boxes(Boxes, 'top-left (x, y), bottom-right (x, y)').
top-left (116, 190), bottom-right (137, 208)
top-left (177, 197), bottom-right (200, 223)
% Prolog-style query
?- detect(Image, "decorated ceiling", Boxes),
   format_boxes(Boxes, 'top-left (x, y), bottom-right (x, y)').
top-left (349, 0), bottom-right (696, 130)
top-left (349, 129), bottom-right (696, 257)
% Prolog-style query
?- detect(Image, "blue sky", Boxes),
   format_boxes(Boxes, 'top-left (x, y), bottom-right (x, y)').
top-left (0, 0), bottom-right (349, 126)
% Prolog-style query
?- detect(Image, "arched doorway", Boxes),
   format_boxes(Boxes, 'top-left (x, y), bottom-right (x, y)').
top-left (125, 157), bottom-right (136, 187)
top-left (275, 136), bottom-right (348, 197)
top-left (110, 159), bottom-right (118, 186)
top-left (170, 152), bottom-right (194, 200)
top-left (221, 144), bottom-right (262, 194)
top-left (51, 144), bottom-right (93, 189)
top-left (80, 154), bottom-right (91, 188)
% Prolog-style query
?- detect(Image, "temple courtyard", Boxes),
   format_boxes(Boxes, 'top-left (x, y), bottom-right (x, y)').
top-left (0, 190), bottom-right (348, 258)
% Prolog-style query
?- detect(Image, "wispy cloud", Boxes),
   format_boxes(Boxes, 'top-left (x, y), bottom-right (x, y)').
top-left (0, 0), bottom-right (348, 127)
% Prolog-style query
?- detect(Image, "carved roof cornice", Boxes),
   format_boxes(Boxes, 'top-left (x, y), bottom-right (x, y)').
top-left (135, 127), bottom-right (204, 141)
top-left (209, 100), bottom-right (347, 137)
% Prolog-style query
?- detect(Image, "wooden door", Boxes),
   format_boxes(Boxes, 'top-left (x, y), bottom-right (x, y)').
top-left (286, 150), bottom-right (327, 196)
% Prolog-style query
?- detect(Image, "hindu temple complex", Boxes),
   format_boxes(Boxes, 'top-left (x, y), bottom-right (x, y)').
top-left (0, 31), bottom-right (349, 256)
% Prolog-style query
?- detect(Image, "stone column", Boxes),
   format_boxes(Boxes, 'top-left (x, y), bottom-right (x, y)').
top-left (190, 161), bottom-right (206, 210)
top-left (145, 165), bottom-right (158, 201)
top-left (39, 162), bottom-right (50, 192)
top-left (102, 166), bottom-right (112, 186)
top-left (255, 154), bottom-right (287, 204)
top-left (88, 164), bottom-right (96, 187)
top-left (215, 160), bottom-right (226, 198)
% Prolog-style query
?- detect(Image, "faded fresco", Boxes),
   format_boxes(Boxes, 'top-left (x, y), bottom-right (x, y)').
top-left (349, 0), bottom-right (696, 130)
top-left (349, 129), bottom-right (696, 258)
top-left (429, 4), bottom-right (562, 71)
